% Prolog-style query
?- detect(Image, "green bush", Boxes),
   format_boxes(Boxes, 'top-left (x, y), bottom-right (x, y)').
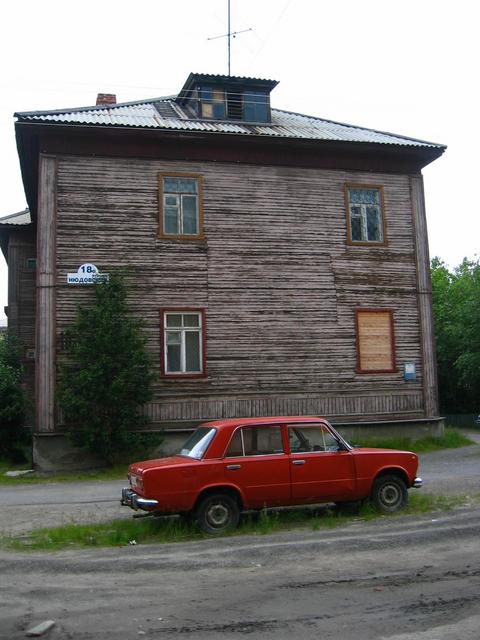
top-left (0, 335), bottom-right (29, 462)
top-left (57, 272), bottom-right (156, 465)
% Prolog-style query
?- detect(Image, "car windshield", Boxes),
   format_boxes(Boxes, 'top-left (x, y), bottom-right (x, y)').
top-left (179, 427), bottom-right (216, 459)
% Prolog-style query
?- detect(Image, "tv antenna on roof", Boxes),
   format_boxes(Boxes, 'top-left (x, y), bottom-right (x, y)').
top-left (207, 0), bottom-right (252, 76)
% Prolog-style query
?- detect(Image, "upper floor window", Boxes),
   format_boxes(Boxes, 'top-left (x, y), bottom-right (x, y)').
top-left (161, 309), bottom-right (206, 377)
top-left (345, 184), bottom-right (386, 246)
top-left (159, 174), bottom-right (203, 239)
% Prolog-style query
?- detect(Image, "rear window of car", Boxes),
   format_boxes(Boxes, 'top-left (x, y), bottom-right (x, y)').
top-left (179, 427), bottom-right (216, 459)
top-left (225, 426), bottom-right (284, 457)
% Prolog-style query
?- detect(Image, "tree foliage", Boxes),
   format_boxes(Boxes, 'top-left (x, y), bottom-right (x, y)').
top-left (431, 256), bottom-right (480, 413)
top-left (57, 273), bottom-right (156, 464)
top-left (0, 334), bottom-right (29, 461)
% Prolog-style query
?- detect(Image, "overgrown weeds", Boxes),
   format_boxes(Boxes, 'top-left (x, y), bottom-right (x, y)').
top-left (2, 493), bottom-right (471, 552)
top-left (353, 428), bottom-right (473, 453)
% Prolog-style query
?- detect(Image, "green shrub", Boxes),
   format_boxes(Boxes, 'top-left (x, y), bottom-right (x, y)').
top-left (57, 272), bottom-right (156, 465)
top-left (0, 335), bottom-right (29, 462)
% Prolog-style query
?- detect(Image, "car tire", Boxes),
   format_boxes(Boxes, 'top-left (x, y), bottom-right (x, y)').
top-left (195, 493), bottom-right (240, 535)
top-left (370, 475), bottom-right (408, 513)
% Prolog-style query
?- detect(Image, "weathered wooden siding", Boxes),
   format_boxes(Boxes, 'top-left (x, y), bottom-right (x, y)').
top-left (6, 229), bottom-right (36, 392)
top-left (53, 155), bottom-right (430, 426)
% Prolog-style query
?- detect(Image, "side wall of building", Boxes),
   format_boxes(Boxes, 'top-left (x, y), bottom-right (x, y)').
top-left (37, 154), bottom-right (436, 431)
top-left (5, 227), bottom-right (36, 393)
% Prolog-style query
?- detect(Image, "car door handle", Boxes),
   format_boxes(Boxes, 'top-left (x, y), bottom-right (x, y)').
top-left (226, 464), bottom-right (241, 470)
top-left (292, 460), bottom-right (305, 465)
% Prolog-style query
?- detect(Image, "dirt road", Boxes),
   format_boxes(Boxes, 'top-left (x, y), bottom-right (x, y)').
top-left (1, 504), bottom-right (480, 639)
top-left (0, 433), bottom-right (479, 639)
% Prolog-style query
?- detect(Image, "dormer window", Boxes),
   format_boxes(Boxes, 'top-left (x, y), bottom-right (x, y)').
top-left (201, 87), bottom-right (226, 119)
top-left (177, 73), bottom-right (278, 124)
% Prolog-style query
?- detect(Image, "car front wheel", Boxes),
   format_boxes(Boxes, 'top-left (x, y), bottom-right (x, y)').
top-left (370, 475), bottom-right (408, 513)
top-left (195, 493), bottom-right (240, 534)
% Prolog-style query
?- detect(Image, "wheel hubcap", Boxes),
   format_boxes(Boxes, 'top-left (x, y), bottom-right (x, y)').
top-left (206, 503), bottom-right (230, 528)
top-left (380, 484), bottom-right (400, 506)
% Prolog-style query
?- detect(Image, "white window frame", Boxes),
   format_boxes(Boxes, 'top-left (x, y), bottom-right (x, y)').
top-left (163, 311), bottom-right (204, 375)
top-left (345, 184), bottom-right (386, 245)
top-left (159, 174), bottom-right (203, 239)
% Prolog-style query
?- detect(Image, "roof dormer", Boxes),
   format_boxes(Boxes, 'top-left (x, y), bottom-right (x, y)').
top-left (176, 73), bottom-right (279, 124)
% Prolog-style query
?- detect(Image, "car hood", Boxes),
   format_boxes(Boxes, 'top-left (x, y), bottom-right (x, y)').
top-left (129, 456), bottom-right (198, 474)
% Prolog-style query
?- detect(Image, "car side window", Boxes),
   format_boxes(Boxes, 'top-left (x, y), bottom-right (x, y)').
top-left (288, 425), bottom-right (341, 453)
top-left (225, 426), bottom-right (284, 457)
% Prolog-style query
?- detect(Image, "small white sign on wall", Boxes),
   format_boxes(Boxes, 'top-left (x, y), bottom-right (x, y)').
top-left (67, 263), bottom-right (109, 285)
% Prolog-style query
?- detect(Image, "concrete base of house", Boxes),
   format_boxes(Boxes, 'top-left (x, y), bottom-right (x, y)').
top-left (332, 417), bottom-right (445, 444)
top-left (32, 417), bottom-right (445, 472)
top-left (33, 434), bottom-right (108, 473)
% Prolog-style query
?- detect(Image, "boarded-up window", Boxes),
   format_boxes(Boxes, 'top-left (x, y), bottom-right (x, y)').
top-left (356, 310), bottom-right (396, 373)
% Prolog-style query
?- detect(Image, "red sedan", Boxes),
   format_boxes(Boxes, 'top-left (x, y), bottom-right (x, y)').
top-left (121, 416), bottom-right (422, 534)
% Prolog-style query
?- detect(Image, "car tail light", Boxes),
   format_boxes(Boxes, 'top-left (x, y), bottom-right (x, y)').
top-left (129, 474), bottom-right (144, 491)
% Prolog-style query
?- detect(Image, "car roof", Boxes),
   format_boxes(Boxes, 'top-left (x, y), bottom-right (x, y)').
top-left (200, 416), bottom-right (328, 429)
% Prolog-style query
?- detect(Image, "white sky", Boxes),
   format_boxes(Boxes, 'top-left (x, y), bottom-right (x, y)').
top-left (1, 0), bottom-right (478, 325)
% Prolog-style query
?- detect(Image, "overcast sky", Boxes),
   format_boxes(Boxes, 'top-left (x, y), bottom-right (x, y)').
top-left (1, 0), bottom-right (478, 325)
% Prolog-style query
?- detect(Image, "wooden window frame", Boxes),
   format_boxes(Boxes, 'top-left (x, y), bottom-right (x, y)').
top-left (158, 173), bottom-right (204, 241)
top-left (160, 308), bottom-right (207, 378)
top-left (355, 308), bottom-right (397, 374)
top-left (345, 183), bottom-right (387, 247)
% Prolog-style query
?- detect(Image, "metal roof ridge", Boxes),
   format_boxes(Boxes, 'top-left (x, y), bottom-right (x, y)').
top-left (14, 96), bottom-right (177, 119)
top-left (272, 107), bottom-right (447, 149)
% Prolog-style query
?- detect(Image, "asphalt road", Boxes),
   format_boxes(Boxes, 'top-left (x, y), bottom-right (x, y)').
top-left (1, 431), bottom-right (479, 535)
top-left (0, 432), bottom-right (479, 639)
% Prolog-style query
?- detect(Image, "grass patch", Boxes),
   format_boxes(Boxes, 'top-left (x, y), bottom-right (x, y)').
top-left (3, 493), bottom-right (473, 552)
top-left (353, 428), bottom-right (474, 454)
top-left (0, 461), bottom-right (128, 486)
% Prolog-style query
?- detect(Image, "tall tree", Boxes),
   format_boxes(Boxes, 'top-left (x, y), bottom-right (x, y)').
top-left (57, 273), bottom-right (156, 464)
top-left (431, 257), bottom-right (480, 413)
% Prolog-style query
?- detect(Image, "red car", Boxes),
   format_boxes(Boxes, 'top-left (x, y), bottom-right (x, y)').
top-left (121, 416), bottom-right (422, 534)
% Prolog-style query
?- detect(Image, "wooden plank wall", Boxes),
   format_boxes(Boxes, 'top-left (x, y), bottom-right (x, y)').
top-left (53, 155), bottom-right (429, 425)
top-left (6, 230), bottom-right (36, 392)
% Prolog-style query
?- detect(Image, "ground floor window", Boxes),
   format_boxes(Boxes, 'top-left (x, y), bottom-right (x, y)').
top-left (355, 309), bottom-right (397, 373)
top-left (161, 309), bottom-right (206, 377)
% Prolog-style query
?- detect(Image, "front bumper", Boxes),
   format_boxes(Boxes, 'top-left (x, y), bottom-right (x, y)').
top-left (121, 488), bottom-right (159, 512)
top-left (413, 477), bottom-right (423, 488)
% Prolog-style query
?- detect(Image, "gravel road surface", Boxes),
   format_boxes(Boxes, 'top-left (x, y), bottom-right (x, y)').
top-left (1, 503), bottom-right (480, 639)
top-left (0, 432), bottom-right (479, 639)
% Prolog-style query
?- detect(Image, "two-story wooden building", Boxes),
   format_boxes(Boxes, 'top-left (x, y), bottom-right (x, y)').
top-left (1, 72), bottom-right (446, 469)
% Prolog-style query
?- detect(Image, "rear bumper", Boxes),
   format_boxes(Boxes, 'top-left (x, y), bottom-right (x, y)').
top-left (121, 487), bottom-right (159, 512)
top-left (412, 477), bottom-right (423, 488)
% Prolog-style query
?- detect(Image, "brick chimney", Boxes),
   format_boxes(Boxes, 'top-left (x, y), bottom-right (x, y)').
top-left (96, 93), bottom-right (116, 106)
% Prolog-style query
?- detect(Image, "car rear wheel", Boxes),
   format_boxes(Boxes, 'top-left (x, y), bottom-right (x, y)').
top-left (370, 475), bottom-right (408, 513)
top-left (195, 493), bottom-right (240, 535)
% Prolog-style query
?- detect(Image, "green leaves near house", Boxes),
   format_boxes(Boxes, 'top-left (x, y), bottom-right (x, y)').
top-left (57, 272), bottom-right (156, 465)
top-left (0, 335), bottom-right (29, 462)
top-left (431, 257), bottom-right (480, 413)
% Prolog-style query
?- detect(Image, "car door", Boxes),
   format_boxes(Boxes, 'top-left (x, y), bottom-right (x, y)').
top-left (288, 423), bottom-right (356, 502)
top-left (223, 425), bottom-right (291, 508)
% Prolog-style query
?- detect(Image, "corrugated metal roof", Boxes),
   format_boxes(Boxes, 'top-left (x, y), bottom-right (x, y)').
top-left (0, 209), bottom-right (31, 226)
top-left (15, 97), bottom-right (445, 150)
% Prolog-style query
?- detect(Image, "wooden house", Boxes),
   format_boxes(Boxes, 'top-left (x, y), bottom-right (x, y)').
top-left (2, 73), bottom-right (446, 469)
